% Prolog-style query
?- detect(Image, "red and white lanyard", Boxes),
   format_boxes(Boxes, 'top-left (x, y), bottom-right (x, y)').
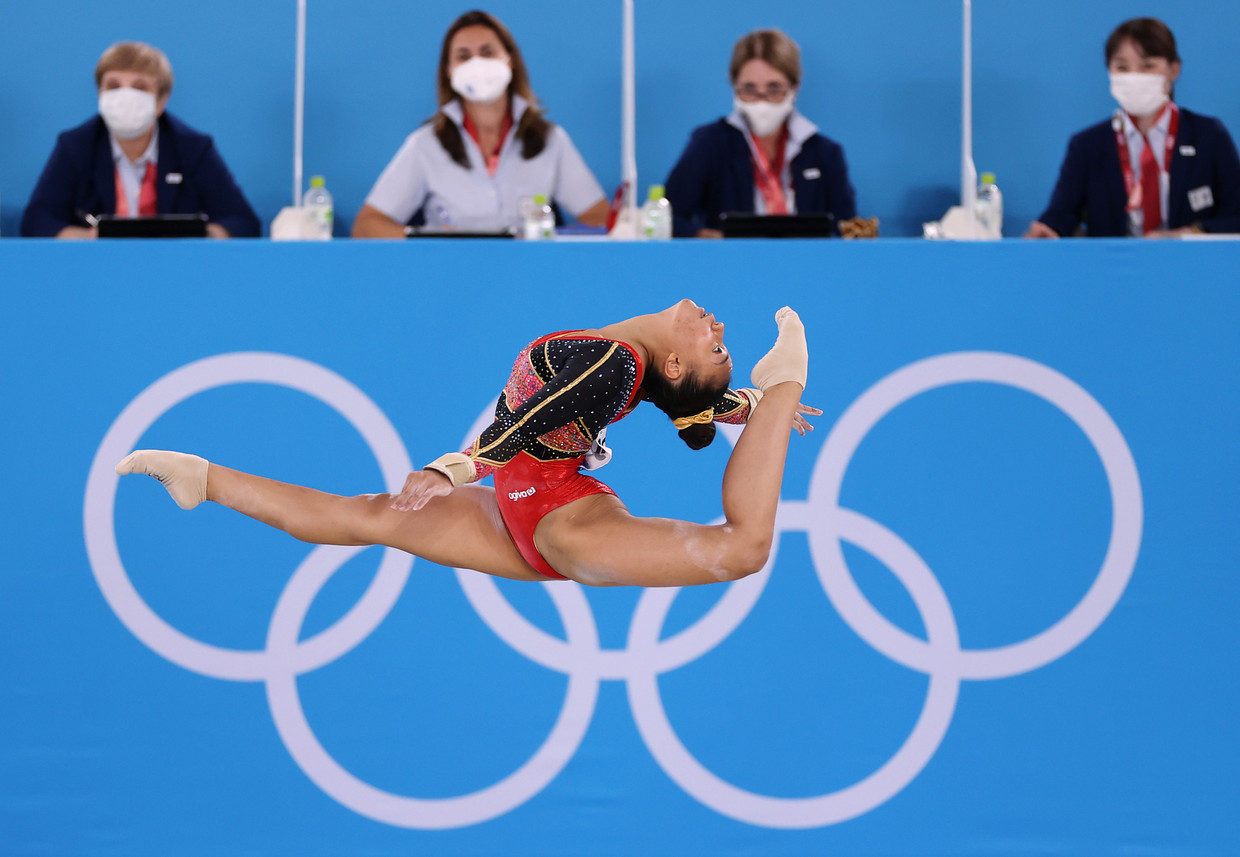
top-left (748, 128), bottom-right (789, 215)
top-left (1112, 102), bottom-right (1179, 211)
top-left (114, 160), bottom-right (158, 217)
top-left (463, 110), bottom-right (514, 176)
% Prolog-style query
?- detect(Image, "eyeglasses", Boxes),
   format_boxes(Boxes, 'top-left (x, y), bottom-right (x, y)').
top-left (734, 83), bottom-right (791, 102)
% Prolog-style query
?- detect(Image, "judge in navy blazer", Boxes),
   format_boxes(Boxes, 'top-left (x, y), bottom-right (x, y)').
top-left (1033, 110), bottom-right (1240, 237)
top-left (21, 42), bottom-right (259, 239)
top-left (664, 29), bottom-right (856, 238)
top-left (665, 119), bottom-right (855, 238)
top-left (1028, 18), bottom-right (1240, 238)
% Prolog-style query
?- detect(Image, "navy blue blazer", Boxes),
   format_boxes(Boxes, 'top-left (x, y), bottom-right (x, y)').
top-left (664, 117), bottom-right (856, 238)
top-left (1038, 107), bottom-right (1240, 236)
top-left (20, 112), bottom-right (261, 238)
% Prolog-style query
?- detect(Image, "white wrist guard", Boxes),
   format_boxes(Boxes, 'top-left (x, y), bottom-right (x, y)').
top-left (423, 452), bottom-right (477, 488)
top-left (737, 387), bottom-right (763, 414)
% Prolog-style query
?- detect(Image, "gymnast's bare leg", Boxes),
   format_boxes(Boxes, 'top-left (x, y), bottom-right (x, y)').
top-left (116, 451), bottom-right (547, 581)
top-left (535, 381), bottom-right (802, 587)
top-left (120, 379), bottom-right (795, 588)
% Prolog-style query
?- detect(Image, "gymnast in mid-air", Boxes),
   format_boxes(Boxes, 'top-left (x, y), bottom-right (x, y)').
top-left (116, 301), bottom-right (816, 587)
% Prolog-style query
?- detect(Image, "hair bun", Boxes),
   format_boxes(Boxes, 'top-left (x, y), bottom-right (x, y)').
top-left (678, 422), bottom-right (716, 450)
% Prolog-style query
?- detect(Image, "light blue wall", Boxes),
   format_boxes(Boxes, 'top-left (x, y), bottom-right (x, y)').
top-left (1, 238), bottom-right (1238, 855)
top-left (2, 1), bottom-right (1239, 236)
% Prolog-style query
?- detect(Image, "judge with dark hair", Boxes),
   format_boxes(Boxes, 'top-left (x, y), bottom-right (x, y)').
top-left (353, 10), bottom-right (609, 237)
top-left (1026, 17), bottom-right (1240, 238)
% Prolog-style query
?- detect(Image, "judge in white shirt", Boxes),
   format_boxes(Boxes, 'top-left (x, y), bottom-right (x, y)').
top-left (353, 10), bottom-right (609, 237)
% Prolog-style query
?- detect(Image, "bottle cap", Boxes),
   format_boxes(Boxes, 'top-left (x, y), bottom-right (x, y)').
top-left (980, 172), bottom-right (996, 185)
top-left (310, 175), bottom-right (326, 188)
top-left (533, 193), bottom-right (548, 205)
top-left (648, 184), bottom-right (665, 201)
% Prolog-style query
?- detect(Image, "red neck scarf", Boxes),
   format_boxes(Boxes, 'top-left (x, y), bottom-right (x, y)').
top-left (463, 110), bottom-right (514, 176)
top-left (115, 160), bottom-right (158, 217)
top-left (1113, 102), bottom-right (1179, 234)
top-left (749, 126), bottom-right (790, 215)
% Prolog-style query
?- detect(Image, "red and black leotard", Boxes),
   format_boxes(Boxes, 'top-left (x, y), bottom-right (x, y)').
top-left (457, 331), bottom-right (752, 578)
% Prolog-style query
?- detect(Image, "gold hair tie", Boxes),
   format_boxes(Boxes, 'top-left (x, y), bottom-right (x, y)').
top-left (672, 408), bottom-right (715, 430)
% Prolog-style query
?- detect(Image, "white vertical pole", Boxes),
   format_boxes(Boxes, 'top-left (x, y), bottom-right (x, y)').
top-left (961, 0), bottom-right (977, 237)
top-left (293, 0), bottom-right (307, 207)
top-left (621, 0), bottom-right (637, 216)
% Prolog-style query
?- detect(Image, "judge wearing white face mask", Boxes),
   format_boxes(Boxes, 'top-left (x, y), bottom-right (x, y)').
top-left (664, 29), bottom-right (856, 238)
top-left (1026, 17), bottom-right (1240, 238)
top-left (21, 41), bottom-right (260, 239)
top-left (354, 9), bottom-right (609, 237)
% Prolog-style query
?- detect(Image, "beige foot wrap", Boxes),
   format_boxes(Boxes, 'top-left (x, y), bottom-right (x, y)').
top-left (115, 450), bottom-right (210, 510)
top-left (749, 306), bottom-right (807, 391)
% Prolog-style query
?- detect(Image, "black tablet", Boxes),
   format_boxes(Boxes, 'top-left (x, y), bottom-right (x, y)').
top-left (96, 214), bottom-right (209, 238)
top-left (718, 212), bottom-right (835, 238)
top-left (405, 227), bottom-right (516, 239)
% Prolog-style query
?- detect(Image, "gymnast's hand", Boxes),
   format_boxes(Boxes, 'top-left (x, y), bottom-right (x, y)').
top-left (741, 387), bottom-right (821, 435)
top-left (391, 470), bottom-right (454, 512)
top-left (792, 401), bottom-right (823, 436)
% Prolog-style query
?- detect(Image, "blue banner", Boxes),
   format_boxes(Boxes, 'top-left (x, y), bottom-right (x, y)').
top-left (2, 239), bottom-right (1237, 855)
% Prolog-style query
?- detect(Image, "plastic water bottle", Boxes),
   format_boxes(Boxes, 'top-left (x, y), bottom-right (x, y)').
top-left (640, 184), bottom-right (672, 240)
top-left (521, 194), bottom-right (555, 240)
top-left (304, 175), bottom-right (333, 240)
top-left (975, 172), bottom-right (1003, 238)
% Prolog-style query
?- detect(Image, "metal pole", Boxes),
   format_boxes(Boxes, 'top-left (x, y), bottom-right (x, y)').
top-left (621, 0), bottom-right (637, 215)
top-left (961, 0), bottom-right (977, 237)
top-left (293, 0), bottom-right (307, 207)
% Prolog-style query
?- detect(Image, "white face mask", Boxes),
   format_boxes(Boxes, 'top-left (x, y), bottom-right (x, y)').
top-left (451, 56), bottom-right (512, 104)
top-left (734, 94), bottom-right (794, 138)
top-left (99, 87), bottom-right (158, 140)
top-left (1109, 72), bottom-right (1169, 118)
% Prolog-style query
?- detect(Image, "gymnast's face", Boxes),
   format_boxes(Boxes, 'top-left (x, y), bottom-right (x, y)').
top-left (664, 299), bottom-right (732, 387)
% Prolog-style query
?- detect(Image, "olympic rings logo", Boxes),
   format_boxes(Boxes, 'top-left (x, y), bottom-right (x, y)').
top-left (84, 350), bottom-right (1142, 830)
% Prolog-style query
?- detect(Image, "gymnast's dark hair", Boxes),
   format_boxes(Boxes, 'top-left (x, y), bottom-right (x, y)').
top-left (642, 368), bottom-right (729, 450)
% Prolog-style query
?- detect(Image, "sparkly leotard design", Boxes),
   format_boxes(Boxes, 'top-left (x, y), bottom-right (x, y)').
top-left (462, 332), bottom-right (751, 480)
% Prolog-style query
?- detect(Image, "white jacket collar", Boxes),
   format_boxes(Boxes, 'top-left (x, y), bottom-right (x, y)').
top-left (441, 93), bottom-right (530, 127)
top-left (726, 106), bottom-right (818, 162)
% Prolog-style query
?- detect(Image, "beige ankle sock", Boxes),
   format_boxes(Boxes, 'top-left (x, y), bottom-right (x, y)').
top-left (115, 450), bottom-right (210, 510)
top-left (749, 306), bottom-right (808, 391)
